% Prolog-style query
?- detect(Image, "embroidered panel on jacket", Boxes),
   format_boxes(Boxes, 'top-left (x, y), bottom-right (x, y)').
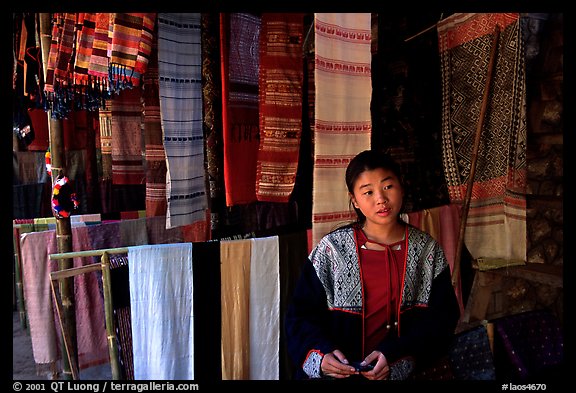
top-left (308, 226), bottom-right (448, 312)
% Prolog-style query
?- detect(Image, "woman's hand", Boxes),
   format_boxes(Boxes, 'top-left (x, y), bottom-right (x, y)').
top-left (320, 350), bottom-right (358, 378)
top-left (357, 350), bottom-right (390, 380)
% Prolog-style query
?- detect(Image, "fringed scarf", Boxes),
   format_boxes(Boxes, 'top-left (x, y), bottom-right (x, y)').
top-left (43, 13), bottom-right (156, 119)
top-left (311, 13), bottom-right (372, 248)
top-left (157, 13), bottom-right (208, 229)
top-left (256, 13), bottom-right (304, 202)
top-left (438, 13), bottom-right (527, 263)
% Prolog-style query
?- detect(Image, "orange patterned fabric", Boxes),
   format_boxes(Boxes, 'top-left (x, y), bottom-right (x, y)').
top-left (220, 13), bottom-right (261, 206)
top-left (256, 13), bottom-right (304, 202)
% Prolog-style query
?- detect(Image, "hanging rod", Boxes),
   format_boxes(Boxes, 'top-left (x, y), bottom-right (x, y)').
top-left (404, 13), bottom-right (446, 43)
top-left (49, 247), bottom-right (129, 260)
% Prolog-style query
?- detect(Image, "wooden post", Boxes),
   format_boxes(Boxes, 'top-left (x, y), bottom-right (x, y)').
top-left (101, 252), bottom-right (122, 380)
top-left (38, 12), bottom-right (78, 380)
top-left (451, 25), bottom-right (501, 288)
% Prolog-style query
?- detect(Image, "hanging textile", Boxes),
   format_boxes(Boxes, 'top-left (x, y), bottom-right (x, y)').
top-left (438, 13), bottom-right (527, 263)
top-left (192, 241), bottom-right (222, 381)
top-left (278, 230), bottom-right (308, 379)
top-left (19, 231), bottom-right (59, 374)
top-left (201, 13), bottom-right (225, 233)
top-left (19, 226), bottom-right (113, 374)
top-left (98, 101), bottom-right (113, 180)
top-left (143, 25), bottom-right (167, 217)
top-left (111, 86), bottom-right (145, 185)
top-left (256, 13), bottom-right (304, 202)
top-left (67, 227), bottom-right (110, 369)
top-left (128, 243), bottom-right (194, 380)
top-left (220, 13), bottom-right (261, 206)
top-left (220, 239), bottom-right (251, 380)
top-left (311, 13), bottom-right (372, 248)
top-left (43, 13), bottom-right (156, 119)
top-left (157, 13), bottom-right (208, 229)
top-left (109, 254), bottom-right (134, 380)
top-left (406, 204), bottom-right (465, 316)
top-left (249, 236), bottom-right (280, 380)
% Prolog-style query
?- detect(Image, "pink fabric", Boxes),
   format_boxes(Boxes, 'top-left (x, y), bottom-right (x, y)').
top-left (407, 204), bottom-right (464, 316)
top-left (20, 226), bottom-right (109, 371)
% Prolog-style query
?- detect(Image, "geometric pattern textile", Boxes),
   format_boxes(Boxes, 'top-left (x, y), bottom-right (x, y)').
top-left (438, 13), bottom-right (527, 262)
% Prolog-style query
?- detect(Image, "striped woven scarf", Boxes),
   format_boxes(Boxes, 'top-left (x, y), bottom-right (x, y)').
top-left (311, 13), bottom-right (372, 248)
top-left (158, 13), bottom-right (208, 229)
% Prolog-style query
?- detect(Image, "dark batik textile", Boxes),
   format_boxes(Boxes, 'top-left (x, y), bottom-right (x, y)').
top-left (278, 231), bottom-right (309, 380)
top-left (493, 310), bottom-right (563, 381)
top-left (449, 324), bottom-right (496, 380)
top-left (192, 241), bottom-right (222, 381)
top-left (371, 13), bottom-right (449, 212)
top-left (109, 254), bottom-right (134, 380)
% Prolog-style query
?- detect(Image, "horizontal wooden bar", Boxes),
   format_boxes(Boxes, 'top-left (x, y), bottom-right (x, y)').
top-left (49, 247), bottom-right (129, 260)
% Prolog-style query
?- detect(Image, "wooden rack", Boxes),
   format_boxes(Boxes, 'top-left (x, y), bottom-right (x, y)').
top-left (49, 247), bottom-right (129, 380)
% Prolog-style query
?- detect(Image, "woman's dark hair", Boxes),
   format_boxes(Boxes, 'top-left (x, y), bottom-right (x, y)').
top-left (345, 149), bottom-right (404, 226)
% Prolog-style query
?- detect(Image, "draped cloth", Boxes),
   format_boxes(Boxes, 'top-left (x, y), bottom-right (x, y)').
top-left (311, 13), bottom-right (372, 248)
top-left (249, 236), bottom-right (280, 380)
top-left (406, 204), bottom-right (465, 316)
top-left (220, 239), bottom-right (251, 380)
top-left (111, 86), bottom-right (145, 185)
top-left (157, 13), bottom-right (208, 229)
top-left (438, 13), bottom-right (527, 263)
top-left (19, 227), bottom-right (111, 373)
top-left (191, 241), bottom-right (222, 381)
top-left (128, 243), bottom-right (194, 380)
top-left (201, 13), bottom-right (225, 232)
top-left (143, 25), bottom-right (167, 217)
top-left (256, 13), bottom-right (304, 202)
top-left (220, 13), bottom-right (261, 206)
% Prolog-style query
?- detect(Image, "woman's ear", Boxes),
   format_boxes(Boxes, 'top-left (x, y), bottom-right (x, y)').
top-left (349, 193), bottom-right (359, 209)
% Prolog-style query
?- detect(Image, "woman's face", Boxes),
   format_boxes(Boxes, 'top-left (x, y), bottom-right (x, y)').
top-left (349, 167), bottom-right (404, 228)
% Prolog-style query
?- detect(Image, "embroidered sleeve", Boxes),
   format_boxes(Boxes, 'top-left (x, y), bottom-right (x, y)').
top-left (389, 356), bottom-right (416, 380)
top-left (303, 350), bottom-right (324, 379)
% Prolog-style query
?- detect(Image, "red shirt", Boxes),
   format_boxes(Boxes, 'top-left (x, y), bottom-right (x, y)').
top-left (355, 227), bottom-right (406, 356)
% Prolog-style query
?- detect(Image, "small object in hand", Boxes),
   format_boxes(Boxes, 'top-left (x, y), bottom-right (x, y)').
top-left (350, 361), bottom-right (374, 372)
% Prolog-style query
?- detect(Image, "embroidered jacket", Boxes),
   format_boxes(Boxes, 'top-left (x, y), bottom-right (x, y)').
top-left (285, 225), bottom-right (460, 379)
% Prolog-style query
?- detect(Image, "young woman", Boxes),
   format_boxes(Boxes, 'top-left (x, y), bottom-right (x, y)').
top-left (285, 149), bottom-right (460, 380)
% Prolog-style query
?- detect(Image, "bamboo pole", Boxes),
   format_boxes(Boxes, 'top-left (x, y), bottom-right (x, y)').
top-left (101, 252), bottom-right (122, 380)
top-left (451, 25), bottom-right (501, 288)
top-left (50, 248), bottom-right (127, 380)
top-left (49, 279), bottom-right (79, 380)
top-left (13, 226), bottom-right (27, 329)
top-left (39, 12), bottom-right (78, 380)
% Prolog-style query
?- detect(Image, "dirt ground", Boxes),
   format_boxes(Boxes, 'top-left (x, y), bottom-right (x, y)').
top-left (12, 312), bottom-right (112, 381)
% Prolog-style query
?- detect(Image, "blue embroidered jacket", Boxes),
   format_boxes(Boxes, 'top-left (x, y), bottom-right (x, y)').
top-left (285, 225), bottom-right (460, 379)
